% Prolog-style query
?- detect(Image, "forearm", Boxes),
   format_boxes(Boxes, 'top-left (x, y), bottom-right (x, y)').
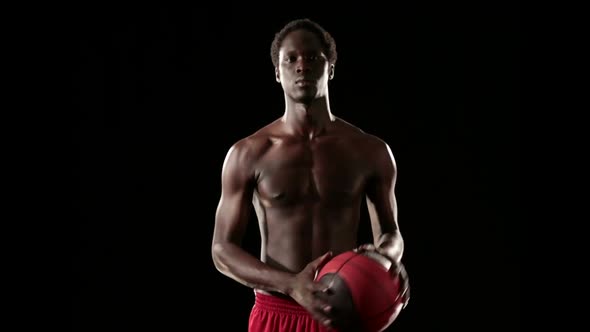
top-left (212, 242), bottom-right (295, 295)
top-left (376, 230), bottom-right (404, 264)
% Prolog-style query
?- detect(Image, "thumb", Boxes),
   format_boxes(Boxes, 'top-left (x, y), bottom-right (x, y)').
top-left (311, 251), bottom-right (333, 271)
top-left (354, 243), bottom-right (376, 253)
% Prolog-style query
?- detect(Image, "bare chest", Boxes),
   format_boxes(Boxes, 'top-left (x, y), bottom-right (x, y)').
top-left (255, 139), bottom-right (369, 206)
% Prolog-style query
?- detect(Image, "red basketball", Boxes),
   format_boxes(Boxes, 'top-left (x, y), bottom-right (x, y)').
top-left (315, 250), bottom-right (408, 332)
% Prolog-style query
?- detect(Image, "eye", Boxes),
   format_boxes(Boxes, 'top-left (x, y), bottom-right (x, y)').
top-left (285, 56), bottom-right (297, 63)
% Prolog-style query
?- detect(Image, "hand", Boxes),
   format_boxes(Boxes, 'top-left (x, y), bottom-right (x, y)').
top-left (288, 251), bottom-right (336, 328)
top-left (394, 261), bottom-right (411, 308)
top-left (354, 243), bottom-right (411, 308)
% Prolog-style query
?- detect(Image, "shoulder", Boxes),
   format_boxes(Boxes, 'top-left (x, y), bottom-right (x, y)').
top-left (333, 117), bottom-right (396, 171)
top-left (222, 123), bottom-right (277, 172)
top-left (362, 134), bottom-right (396, 171)
top-left (334, 117), bottom-right (394, 155)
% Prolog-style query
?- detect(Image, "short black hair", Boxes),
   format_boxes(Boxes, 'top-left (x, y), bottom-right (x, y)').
top-left (270, 18), bottom-right (337, 68)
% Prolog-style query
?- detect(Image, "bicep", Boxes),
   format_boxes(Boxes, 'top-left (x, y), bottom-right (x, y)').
top-left (365, 142), bottom-right (399, 239)
top-left (213, 145), bottom-right (255, 245)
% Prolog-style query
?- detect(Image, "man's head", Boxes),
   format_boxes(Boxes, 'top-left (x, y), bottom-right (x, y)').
top-left (270, 18), bottom-right (337, 68)
top-left (271, 19), bottom-right (338, 104)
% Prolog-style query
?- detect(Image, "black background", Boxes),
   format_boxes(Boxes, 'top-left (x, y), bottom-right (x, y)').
top-left (66, 2), bottom-right (520, 331)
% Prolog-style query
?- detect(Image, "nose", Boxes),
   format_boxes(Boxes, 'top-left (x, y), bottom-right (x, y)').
top-left (296, 58), bottom-right (311, 74)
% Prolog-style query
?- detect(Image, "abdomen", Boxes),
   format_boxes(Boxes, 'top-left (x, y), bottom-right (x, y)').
top-left (259, 202), bottom-right (362, 273)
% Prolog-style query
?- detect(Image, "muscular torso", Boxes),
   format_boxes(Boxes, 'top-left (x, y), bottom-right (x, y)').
top-left (249, 119), bottom-right (377, 275)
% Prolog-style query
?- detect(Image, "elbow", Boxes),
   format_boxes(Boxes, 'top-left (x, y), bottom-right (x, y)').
top-left (393, 231), bottom-right (404, 262)
top-left (211, 242), bottom-right (223, 270)
top-left (377, 231), bottom-right (404, 263)
top-left (211, 241), bottom-right (230, 273)
top-left (396, 231), bottom-right (405, 256)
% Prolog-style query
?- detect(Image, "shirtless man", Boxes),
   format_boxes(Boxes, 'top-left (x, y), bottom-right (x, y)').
top-left (211, 18), bottom-right (409, 332)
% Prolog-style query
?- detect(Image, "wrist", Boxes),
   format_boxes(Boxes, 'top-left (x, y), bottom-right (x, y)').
top-left (281, 272), bottom-right (297, 296)
top-left (376, 233), bottom-right (404, 264)
top-left (363, 249), bottom-right (394, 270)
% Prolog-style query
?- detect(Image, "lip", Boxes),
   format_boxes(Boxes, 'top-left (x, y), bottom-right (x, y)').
top-left (295, 79), bottom-right (316, 86)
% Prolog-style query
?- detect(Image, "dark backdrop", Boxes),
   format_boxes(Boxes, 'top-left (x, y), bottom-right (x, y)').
top-left (69, 2), bottom-right (520, 331)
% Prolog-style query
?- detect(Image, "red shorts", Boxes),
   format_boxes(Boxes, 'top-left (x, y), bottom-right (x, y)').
top-left (249, 292), bottom-right (335, 332)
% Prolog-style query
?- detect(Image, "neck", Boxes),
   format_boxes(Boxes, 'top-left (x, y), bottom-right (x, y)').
top-left (281, 96), bottom-right (334, 138)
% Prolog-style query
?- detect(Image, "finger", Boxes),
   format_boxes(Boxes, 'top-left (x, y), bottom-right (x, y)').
top-left (318, 300), bottom-right (332, 314)
top-left (310, 298), bottom-right (334, 324)
top-left (395, 264), bottom-right (407, 283)
top-left (312, 281), bottom-right (333, 295)
top-left (393, 261), bottom-right (408, 277)
top-left (400, 276), bottom-right (410, 297)
top-left (354, 243), bottom-right (375, 252)
top-left (403, 277), bottom-right (410, 298)
top-left (310, 311), bottom-right (331, 327)
top-left (395, 264), bottom-right (410, 307)
top-left (402, 285), bottom-right (410, 308)
top-left (311, 292), bottom-right (331, 307)
top-left (311, 251), bottom-right (333, 271)
top-left (401, 266), bottom-right (410, 290)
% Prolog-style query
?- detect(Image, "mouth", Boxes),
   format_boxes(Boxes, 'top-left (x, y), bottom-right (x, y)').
top-left (295, 79), bottom-right (315, 87)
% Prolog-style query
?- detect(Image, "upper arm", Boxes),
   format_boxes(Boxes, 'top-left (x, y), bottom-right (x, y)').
top-left (365, 140), bottom-right (399, 241)
top-left (212, 140), bottom-right (257, 247)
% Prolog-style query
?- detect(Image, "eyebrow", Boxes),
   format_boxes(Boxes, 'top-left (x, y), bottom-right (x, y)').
top-left (282, 49), bottom-right (322, 55)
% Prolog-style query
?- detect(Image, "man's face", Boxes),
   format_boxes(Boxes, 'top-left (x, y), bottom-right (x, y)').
top-left (276, 29), bottom-right (333, 103)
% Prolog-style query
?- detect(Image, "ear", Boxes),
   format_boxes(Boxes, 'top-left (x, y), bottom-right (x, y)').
top-left (275, 67), bottom-right (281, 83)
top-left (329, 64), bottom-right (335, 80)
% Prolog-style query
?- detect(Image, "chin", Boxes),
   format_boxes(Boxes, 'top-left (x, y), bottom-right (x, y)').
top-left (294, 94), bottom-right (315, 105)
top-left (291, 90), bottom-right (318, 104)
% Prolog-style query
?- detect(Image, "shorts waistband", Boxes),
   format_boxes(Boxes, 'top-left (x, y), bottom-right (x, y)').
top-left (254, 292), bottom-right (309, 315)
